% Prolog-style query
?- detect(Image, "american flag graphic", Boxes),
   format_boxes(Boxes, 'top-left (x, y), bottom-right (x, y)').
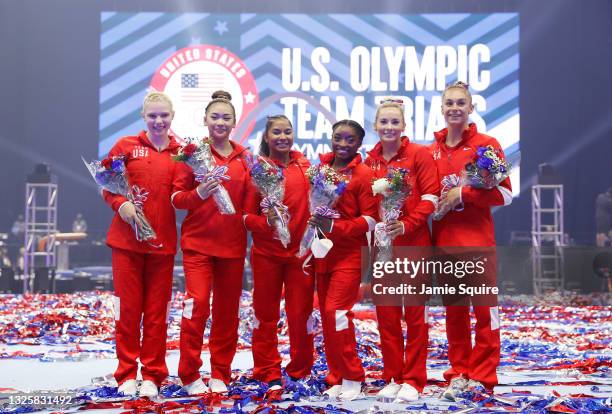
top-left (181, 73), bottom-right (201, 88)
top-left (180, 73), bottom-right (225, 102)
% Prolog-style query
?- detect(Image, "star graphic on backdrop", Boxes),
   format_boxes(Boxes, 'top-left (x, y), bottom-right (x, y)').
top-left (214, 20), bottom-right (228, 36)
top-left (244, 91), bottom-right (256, 104)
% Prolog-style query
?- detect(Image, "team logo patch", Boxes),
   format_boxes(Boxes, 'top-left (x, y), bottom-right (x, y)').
top-left (150, 45), bottom-right (259, 144)
top-left (131, 146), bottom-right (149, 158)
top-left (432, 147), bottom-right (441, 160)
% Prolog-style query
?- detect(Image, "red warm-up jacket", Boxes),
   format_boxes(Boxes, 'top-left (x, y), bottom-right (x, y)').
top-left (365, 137), bottom-right (440, 246)
top-left (171, 140), bottom-right (252, 258)
top-left (244, 151), bottom-right (311, 258)
top-left (430, 123), bottom-right (513, 247)
top-left (315, 153), bottom-right (378, 272)
top-left (103, 130), bottom-right (181, 255)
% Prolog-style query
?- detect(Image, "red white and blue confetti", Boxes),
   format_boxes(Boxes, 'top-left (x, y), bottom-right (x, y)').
top-left (1, 291), bottom-right (610, 413)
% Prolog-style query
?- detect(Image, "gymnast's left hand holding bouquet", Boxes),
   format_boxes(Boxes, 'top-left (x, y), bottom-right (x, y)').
top-left (83, 155), bottom-right (161, 247)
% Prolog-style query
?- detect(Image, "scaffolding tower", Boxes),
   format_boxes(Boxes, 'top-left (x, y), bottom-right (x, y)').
top-left (23, 182), bottom-right (58, 292)
top-left (531, 184), bottom-right (564, 295)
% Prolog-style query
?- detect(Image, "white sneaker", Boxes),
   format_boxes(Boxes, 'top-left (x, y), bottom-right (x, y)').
top-left (139, 380), bottom-right (158, 398)
top-left (322, 384), bottom-right (342, 398)
top-left (466, 379), bottom-right (486, 393)
top-left (267, 379), bottom-right (283, 391)
top-left (339, 379), bottom-right (362, 401)
top-left (395, 383), bottom-right (419, 402)
top-left (442, 376), bottom-right (468, 401)
top-left (377, 381), bottom-right (401, 399)
top-left (208, 378), bottom-right (228, 393)
top-left (117, 379), bottom-right (138, 397)
top-left (184, 378), bottom-right (209, 395)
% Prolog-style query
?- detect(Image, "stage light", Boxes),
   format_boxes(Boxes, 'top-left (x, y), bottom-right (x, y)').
top-left (537, 163), bottom-right (562, 185)
top-left (27, 163), bottom-right (56, 184)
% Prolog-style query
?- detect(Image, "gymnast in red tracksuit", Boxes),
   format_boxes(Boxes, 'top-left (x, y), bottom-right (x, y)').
top-left (308, 120), bottom-right (378, 401)
top-left (364, 99), bottom-right (440, 402)
top-left (103, 91), bottom-right (180, 398)
top-left (430, 81), bottom-right (513, 400)
top-left (171, 90), bottom-right (252, 395)
top-left (243, 115), bottom-right (314, 388)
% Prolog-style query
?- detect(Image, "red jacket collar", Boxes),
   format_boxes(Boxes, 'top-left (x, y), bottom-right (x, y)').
top-left (137, 130), bottom-right (181, 152)
top-left (208, 138), bottom-right (249, 161)
top-left (367, 137), bottom-right (411, 162)
top-left (319, 152), bottom-right (363, 172)
top-left (434, 123), bottom-right (478, 150)
top-left (267, 150), bottom-right (307, 168)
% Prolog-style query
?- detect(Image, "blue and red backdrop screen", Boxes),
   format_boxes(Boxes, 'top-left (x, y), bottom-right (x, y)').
top-left (99, 12), bottom-right (520, 191)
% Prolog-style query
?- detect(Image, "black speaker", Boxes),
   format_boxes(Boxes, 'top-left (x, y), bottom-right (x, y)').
top-left (11, 273), bottom-right (23, 294)
top-left (0, 267), bottom-right (14, 292)
top-left (54, 276), bottom-right (75, 293)
top-left (33, 267), bottom-right (55, 293)
top-left (73, 275), bottom-right (95, 292)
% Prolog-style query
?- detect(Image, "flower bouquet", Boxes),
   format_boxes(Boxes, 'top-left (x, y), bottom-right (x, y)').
top-left (462, 145), bottom-right (511, 188)
top-left (297, 164), bottom-right (348, 258)
top-left (82, 155), bottom-right (160, 246)
top-left (248, 156), bottom-right (291, 248)
top-left (173, 138), bottom-right (235, 214)
top-left (433, 145), bottom-right (511, 220)
top-left (372, 167), bottom-right (412, 262)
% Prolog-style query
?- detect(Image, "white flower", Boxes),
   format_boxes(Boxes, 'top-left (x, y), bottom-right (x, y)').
top-left (372, 178), bottom-right (390, 196)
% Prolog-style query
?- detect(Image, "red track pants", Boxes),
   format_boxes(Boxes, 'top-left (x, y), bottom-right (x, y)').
top-left (111, 248), bottom-right (174, 386)
top-left (178, 251), bottom-right (244, 385)
top-left (316, 268), bottom-right (365, 385)
top-left (443, 305), bottom-right (500, 389)
top-left (440, 251), bottom-right (500, 389)
top-left (376, 305), bottom-right (429, 391)
top-left (251, 252), bottom-right (315, 382)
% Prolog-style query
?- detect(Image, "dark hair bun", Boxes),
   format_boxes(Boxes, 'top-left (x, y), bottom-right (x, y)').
top-left (332, 119), bottom-right (366, 141)
top-left (211, 90), bottom-right (232, 101)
